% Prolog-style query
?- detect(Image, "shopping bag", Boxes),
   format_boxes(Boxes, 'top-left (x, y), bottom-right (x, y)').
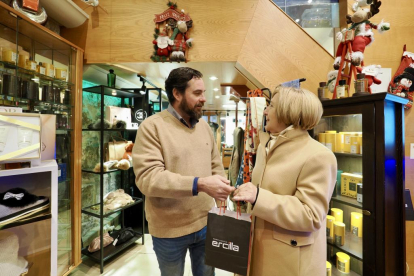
top-left (205, 206), bottom-right (251, 275)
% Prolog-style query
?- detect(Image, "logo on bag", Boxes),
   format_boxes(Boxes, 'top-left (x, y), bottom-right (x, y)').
top-left (212, 239), bottom-right (239, 252)
top-left (135, 109), bottom-right (147, 122)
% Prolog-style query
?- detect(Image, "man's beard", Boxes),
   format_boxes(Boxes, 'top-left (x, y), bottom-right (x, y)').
top-left (179, 97), bottom-right (203, 120)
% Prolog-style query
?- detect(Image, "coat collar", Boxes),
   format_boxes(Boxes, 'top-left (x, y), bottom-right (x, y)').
top-left (259, 128), bottom-right (309, 158)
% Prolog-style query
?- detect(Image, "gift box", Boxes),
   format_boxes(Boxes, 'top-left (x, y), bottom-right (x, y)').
top-left (0, 112), bottom-right (41, 163)
top-left (55, 68), bottom-right (67, 80)
top-left (2, 49), bottom-right (17, 64)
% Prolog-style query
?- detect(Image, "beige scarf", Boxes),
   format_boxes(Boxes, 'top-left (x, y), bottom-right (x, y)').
top-left (265, 125), bottom-right (294, 155)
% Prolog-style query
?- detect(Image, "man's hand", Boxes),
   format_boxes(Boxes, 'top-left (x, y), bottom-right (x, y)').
top-left (233, 182), bottom-right (257, 204)
top-left (198, 175), bottom-right (234, 202)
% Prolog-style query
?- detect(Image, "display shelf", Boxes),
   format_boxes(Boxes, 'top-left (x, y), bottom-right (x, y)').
top-left (334, 152), bottom-right (362, 158)
top-left (81, 234), bottom-right (141, 263)
top-left (327, 232), bottom-right (363, 261)
top-left (83, 85), bottom-right (143, 98)
top-left (81, 167), bottom-right (133, 175)
top-left (332, 265), bottom-right (360, 276)
top-left (82, 129), bottom-right (138, 132)
top-left (0, 95), bottom-right (73, 109)
top-left (0, 61), bottom-right (74, 86)
top-left (0, 209), bottom-right (51, 230)
top-left (331, 195), bottom-right (362, 209)
top-left (81, 197), bottom-right (143, 218)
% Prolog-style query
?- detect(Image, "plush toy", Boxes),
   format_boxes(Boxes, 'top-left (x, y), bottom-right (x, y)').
top-left (170, 11), bottom-right (193, 62)
top-left (88, 119), bottom-right (111, 130)
top-left (111, 120), bottom-right (127, 129)
top-left (93, 160), bottom-right (118, 172)
top-left (122, 143), bottom-right (134, 160)
top-left (114, 159), bottom-right (130, 170)
top-left (153, 27), bottom-right (172, 57)
top-left (327, 70), bottom-right (339, 93)
top-left (334, 0), bottom-right (390, 69)
top-left (390, 65), bottom-right (414, 109)
top-left (356, 64), bottom-right (382, 93)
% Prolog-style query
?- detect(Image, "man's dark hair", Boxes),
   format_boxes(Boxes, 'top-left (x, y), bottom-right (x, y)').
top-left (165, 67), bottom-right (203, 104)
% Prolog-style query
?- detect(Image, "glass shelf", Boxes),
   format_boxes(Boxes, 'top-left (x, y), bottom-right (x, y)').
top-left (331, 195), bottom-right (362, 209)
top-left (0, 208), bottom-right (51, 230)
top-left (83, 85), bottom-right (144, 98)
top-left (0, 95), bottom-right (73, 109)
top-left (0, 61), bottom-right (74, 86)
top-left (327, 231), bottom-right (363, 261)
top-left (82, 167), bottom-right (133, 175)
top-left (81, 234), bottom-right (142, 262)
top-left (81, 197), bottom-right (143, 218)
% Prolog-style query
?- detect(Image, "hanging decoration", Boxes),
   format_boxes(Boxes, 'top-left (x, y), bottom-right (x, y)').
top-left (151, 1), bottom-right (193, 63)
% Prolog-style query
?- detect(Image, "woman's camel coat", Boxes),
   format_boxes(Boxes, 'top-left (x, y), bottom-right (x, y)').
top-left (248, 128), bottom-right (337, 276)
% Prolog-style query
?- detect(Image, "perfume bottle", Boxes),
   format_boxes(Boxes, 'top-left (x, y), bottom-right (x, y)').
top-left (353, 73), bottom-right (370, 96)
top-left (336, 80), bottom-right (349, 98)
top-left (318, 82), bottom-right (329, 101)
top-left (107, 69), bottom-right (116, 88)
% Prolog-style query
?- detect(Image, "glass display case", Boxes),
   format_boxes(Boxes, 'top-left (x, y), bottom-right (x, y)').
top-left (0, 2), bottom-right (83, 275)
top-left (312, 93), bottom-right (407, 275)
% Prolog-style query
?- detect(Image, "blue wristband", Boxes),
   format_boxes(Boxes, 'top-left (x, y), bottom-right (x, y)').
top-left (192, 177), bottom-right (199, 196)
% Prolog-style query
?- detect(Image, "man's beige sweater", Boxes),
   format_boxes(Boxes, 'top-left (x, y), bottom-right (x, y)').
top-left (132, 110), bottom-right (225, 238)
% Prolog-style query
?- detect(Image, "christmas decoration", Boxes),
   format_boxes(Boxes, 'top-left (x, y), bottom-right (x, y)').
top-left (389, 64), bottom-right (414, 109)
top-left (356, 64), bottom-right (382, 93)
top-left (151, 2), bottom-right (193, 62)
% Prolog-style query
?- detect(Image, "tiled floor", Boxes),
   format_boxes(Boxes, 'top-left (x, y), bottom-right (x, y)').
top-left (69, 234), bottom-right (233, 276)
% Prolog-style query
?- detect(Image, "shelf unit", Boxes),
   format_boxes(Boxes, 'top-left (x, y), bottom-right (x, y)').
top-left (0, 2), bottom-right (83, 275)
top-left (313, 93), bottom-right (408, 275)
top-left (0, 160), bottom-right (58, 275)
top-left (81, 85), bottom-right (146, 273)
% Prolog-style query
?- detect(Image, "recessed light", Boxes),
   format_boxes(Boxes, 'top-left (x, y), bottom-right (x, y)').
top-left (209, 76), bottom-right (218, 81)
top-left (213, 88), bottom-right (219, 91)
top-left (215, 96), bottom-right (220, 99)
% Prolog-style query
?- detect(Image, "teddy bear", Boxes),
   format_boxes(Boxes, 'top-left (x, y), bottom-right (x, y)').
top-left (334, 0), bottom-right (389, 69)
top-left (170, 13), bottom-right (193, 62)
top-left (122, 143), bottom-right (133, 161)
top-left (356, 64), bottom-right (382, 93)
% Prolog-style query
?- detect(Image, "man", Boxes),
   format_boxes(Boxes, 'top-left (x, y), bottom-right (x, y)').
top-left (132, 67), bottom-right (234, 276)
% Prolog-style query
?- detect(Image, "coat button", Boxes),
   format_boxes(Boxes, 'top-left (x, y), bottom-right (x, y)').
top-left (291, 240), bottom-right (297, 246)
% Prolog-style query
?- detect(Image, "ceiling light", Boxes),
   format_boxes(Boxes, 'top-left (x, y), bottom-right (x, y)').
top-left (138, 74), bottom-right (147, 95)
top-left (222, 104), bottom-right (236, 108)
top-left (213, 88), bottom-right (219, 91)
top-left (215, 96), bottom-right (220, 99)
top-left (112, 90), bottom-right (117, 96)
top-left (209, 76), bottom-right (218, 81)
top-left (295, 19), bottom-right (300, 22)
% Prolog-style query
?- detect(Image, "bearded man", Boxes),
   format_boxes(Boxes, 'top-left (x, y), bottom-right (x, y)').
top-left (132, 67), bottom-right (234, 276)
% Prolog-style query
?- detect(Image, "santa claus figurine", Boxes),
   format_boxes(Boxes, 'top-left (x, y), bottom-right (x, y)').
top-left (153, 28), bottom-right (172, 58)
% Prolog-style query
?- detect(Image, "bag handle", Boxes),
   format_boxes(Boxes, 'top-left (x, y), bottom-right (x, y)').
top-left (218, 200), bottom-right (242, 218)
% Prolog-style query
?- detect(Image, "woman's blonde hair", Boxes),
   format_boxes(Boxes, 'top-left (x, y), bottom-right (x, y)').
top-left (271, 85), bottom-right (323, 130)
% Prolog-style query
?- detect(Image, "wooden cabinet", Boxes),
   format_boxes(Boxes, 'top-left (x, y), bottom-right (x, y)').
top-left (312, 93), bottom-right (407, 275)
top-left (0, 2), bottom-right (83, 275)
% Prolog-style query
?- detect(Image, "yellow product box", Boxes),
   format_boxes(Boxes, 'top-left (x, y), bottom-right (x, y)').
top-left (37, 64), bottom-right (46, 75)
top-left (55, 68), bottom-right (67, 80)
top-left (25, 60), bottom-right (37, 71)
top-left (325, 133), bottom-right (336, 152)
top-left (342, 132), bottom-right (355, 153)
top-left (318, 133), bottom-right (326, 146)
top-left (2, 49), bottom-right (17, 64)
top-left (358, 136), bottom-right (363, 154)
top-left (335, 133), bottom-right (344, 152)
top-left (17, 54), bottom-right (29, 68)
top-left (341, 173), bottom-right (363, 198)
top-left (350, 136), bottom-right (360, 154)
top-left (336, 252), bottom-right (350, 273)
top-left (42, 63), bottom-right (55, 78)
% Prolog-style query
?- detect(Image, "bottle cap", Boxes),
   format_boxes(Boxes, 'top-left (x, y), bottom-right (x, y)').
top-left (319, 82), bottom-right (327, 87)
top-left (357, 73), bottom-right (365, 79)
top-left (109, 69), bottom-right (114, 73)
top-left (339, 80), bottom-right (346, 85)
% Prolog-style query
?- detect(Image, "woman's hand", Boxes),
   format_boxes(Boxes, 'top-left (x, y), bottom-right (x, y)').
top-left (233, 182), bottom-right (257, 204)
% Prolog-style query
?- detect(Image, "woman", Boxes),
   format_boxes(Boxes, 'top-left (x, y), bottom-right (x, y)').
top-left (233, 86), bottom-right (337, 276)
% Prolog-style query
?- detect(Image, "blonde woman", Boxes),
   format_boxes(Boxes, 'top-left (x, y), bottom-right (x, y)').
top-left (233, 86), bottom-right (337, 276)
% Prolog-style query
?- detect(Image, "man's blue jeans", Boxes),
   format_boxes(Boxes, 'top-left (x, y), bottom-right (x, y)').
top-left (152, 226), bottom-right (215, 276)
